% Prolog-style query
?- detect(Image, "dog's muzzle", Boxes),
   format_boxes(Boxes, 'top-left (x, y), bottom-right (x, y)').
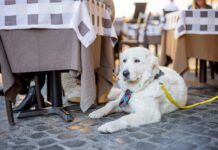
top-left (123, 70), bottom-right (130, 79)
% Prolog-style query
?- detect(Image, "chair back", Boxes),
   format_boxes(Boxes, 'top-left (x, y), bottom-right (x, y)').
top-left (136, 12), bottom-right (145, 25)
top-left (136, 12), bottom-right (151, 41)
top-left (133, 3), bottom-right (147, 20)
top-left (163, 9), bottom-right (175, 16)
top-left (143, 12), bottom-right (151, 28)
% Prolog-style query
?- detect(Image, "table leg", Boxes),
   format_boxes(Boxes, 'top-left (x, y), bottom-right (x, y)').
top-left (155, 44), bottom-right (158, 56)
top-left (5, 99), bottom-right (15, 125)
top-left (199, 60), bottom-right (207, 83)
top-left (2, 66), bottom-right (14, 125)
top-left (48, 71), bottom-right (62, 107)
top-left (34, 75), bottom-right (44, 109)
top-left (47, 75), bottom-right (51, 102)
top-left (209, 61), bottom-right (215, 80)
top-left (215, 62), bottom-right (218, 74)
top-left (195, 59), bottom-right (198, 77)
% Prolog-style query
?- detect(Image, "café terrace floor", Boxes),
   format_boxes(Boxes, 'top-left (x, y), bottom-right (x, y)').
top-left (0, 58), bottom-right (218, 150)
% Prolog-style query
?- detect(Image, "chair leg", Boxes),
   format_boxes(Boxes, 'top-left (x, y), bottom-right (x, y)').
top-left (155, 44), bottom-right (158, 56)
top-left (34, 75), bottom-right (44, 109)
top-left (209, 61), bottom-right (215, 80)
top-left (5, 99), bottom-right (15, 125)
top-left (62, 85), bottom-right (65, 97)
top-left (215, 62), bottom-right (218, 74)
top-left (47, 74), bottom-right (51, 102)
top-left (195, 58), bottom-right (198, 77)
top-left (199, 59), bottom-right (207, 83)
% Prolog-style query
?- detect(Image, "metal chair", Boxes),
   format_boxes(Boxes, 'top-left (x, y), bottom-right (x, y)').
top-left (119, 12), bottom-right (151, 51)
top-left (128, 2), bottom-right (147, 23)
top-left (163, 9), bottom-right (175, 16)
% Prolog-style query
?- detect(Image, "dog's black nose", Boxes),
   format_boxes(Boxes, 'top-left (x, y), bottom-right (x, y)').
top-left (123, 70), bottom-right (130, 78)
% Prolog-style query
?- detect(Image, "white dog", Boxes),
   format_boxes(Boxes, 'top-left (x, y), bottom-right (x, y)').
top-left (89, 47), bottom-right (187, 133)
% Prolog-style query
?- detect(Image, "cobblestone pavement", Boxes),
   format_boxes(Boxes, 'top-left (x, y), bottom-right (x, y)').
top-left (0, 72), bottom-right (218, 150)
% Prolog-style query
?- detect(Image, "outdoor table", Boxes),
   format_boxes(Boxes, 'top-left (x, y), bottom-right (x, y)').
top-left (160, 10), bottom-right (218, 82)
top-left (0, 0), bottom-right (117, 124)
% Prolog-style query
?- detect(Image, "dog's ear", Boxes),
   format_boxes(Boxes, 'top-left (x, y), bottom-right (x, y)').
top-left (150, 55), bottom-right (159, 77)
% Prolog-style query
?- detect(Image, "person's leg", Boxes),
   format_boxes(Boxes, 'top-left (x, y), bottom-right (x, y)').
top-left (13, 73), bottom-right (46, 113)
top-left (13, 74), bottom-right (35, 112)
top-left (0, 89), bottom-right (4, 96)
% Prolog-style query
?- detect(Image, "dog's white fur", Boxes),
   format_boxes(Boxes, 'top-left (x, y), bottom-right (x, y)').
top-left (89, 47), bottom-right (187, 133)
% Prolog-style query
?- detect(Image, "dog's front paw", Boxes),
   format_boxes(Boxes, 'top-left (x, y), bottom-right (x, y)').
top-left (98, 122), bottom-right (115, 133)
top-left (98, 121), bottom-right (121, 133)
top-left (89, 110), bottom-right (104, 119)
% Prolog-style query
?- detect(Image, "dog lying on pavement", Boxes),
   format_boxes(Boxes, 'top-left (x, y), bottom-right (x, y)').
top-left (89, 47), bottom-right (187, 133)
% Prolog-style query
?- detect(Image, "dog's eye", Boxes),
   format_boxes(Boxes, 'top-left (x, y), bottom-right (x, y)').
top-left (123, 59), bottom-right (127, 63)
top-left (134, 59), bottom-right (140, 63)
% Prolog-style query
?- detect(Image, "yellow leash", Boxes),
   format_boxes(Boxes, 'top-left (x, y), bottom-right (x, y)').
top-left (160, 84), bottom-right (218, 109)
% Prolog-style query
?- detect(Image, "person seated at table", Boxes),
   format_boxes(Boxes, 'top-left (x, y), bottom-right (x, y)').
top-left (188, 0), bottom-right (212, 9)
top-left (163, 0), bottom-right (179, 12)
top-left (13, 73), bottom-right (46, 113)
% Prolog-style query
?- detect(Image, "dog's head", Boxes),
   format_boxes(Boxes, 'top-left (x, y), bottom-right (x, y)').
top-left (118, 47), bottom-right (159, 92)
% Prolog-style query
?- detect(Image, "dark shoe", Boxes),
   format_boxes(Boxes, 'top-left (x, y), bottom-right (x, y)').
top-left (13, 86), bottom-right (37, 113)
top-left (0, 89), bottom-right (4, 96)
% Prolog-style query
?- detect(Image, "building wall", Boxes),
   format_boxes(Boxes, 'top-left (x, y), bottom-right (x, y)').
top-left (114, 0), bottom-right (217, 18)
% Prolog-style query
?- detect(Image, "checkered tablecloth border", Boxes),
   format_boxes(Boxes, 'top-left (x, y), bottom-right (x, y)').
top-left (163, 10), bottom-right (218, 38)
top-left (0, 0), bottom-right (117, 47)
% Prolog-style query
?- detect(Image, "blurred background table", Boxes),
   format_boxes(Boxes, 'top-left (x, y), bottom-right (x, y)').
top-left (160, 10), bottom-right (218, 83)
top-left (114, 14), bottom-right (162, 55)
